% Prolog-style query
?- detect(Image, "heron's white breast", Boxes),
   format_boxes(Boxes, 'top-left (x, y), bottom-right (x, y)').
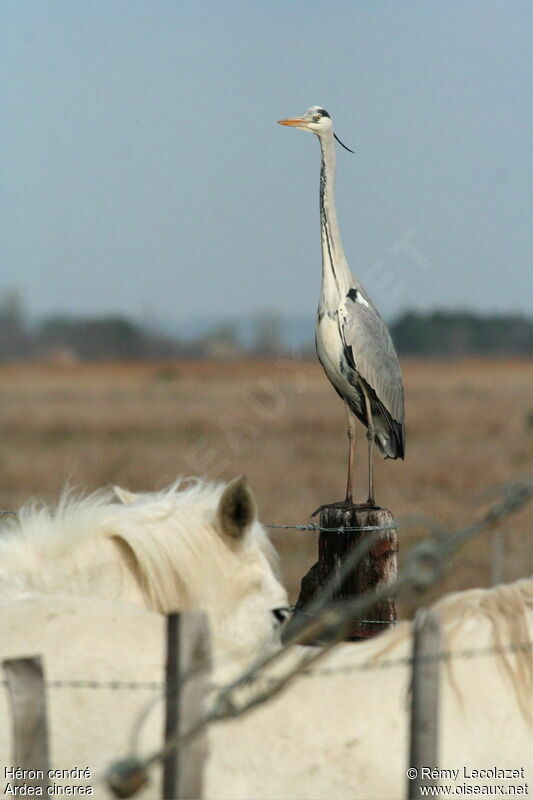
top-left (316, 313), bottom-right (349, 395)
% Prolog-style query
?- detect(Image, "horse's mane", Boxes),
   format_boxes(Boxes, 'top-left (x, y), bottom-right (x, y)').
top-left (0, 486), bottom-right (118, 574)
top-left (0, 479), bottom-right (278, 613)
top-left (367, 578), bottom-right (532, 721)
top-left (105, 479), bottom-right (279, 614)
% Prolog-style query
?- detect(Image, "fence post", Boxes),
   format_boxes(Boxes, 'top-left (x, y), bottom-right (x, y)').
top-left (163, 614), bottom-right (180, 799)
top-left (407, 609), bottom-right (441, 800)
top-left (288, 504), bottom-right (398, 641)
top-left (163, 611), bottom-right (211, 800)
top-left (3, 656), bottom-right (50, 794)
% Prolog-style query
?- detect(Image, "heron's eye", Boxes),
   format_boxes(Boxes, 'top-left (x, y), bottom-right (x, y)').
top-left (313, 114), bottom-right (321, 122)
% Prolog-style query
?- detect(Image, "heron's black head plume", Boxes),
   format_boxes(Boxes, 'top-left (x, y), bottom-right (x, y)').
top-left (334, 133), bottom-right (355, 154)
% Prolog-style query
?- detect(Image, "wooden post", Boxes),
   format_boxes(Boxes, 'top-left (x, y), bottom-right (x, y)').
top-left (163, 614), bottom-right (181, 800)
top-left (289, 504), bottom-right (398, 640)
top-left (3, 656), bottom-right (50, 795)
top-left (407, 609), bottom-right (441, 800)
top-left (162, 612), bottom-right (211, 800)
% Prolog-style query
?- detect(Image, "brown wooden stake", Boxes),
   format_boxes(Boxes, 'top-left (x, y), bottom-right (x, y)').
top-left (3, 656), bottom-right (50, 795)
top-left (163, 614), bottom-right (181, 800)
top-left (289, 504), bottom-right (398, 641)
top-left (407, 609), bottom-right (441, 799)
top-left (162, 612), bottom-right (211, 800)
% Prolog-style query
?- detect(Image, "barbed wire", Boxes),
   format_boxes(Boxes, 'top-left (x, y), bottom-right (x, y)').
top-left (290, 607), bottom-right (394, 625)
top-left (263, 511), bottom-right (448, 537)
top-left (283, 639), bottom-right (533, 679)
top-left (0, 677), bottom-right (164, 691)
top-left (2, 638), bottom-right (529, 694)
top-left (264, 521), bottom-right (399, 533)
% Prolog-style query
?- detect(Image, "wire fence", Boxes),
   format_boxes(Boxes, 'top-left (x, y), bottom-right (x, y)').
top-left (1, 480), bottom-right (531, 702)
top-left (1, 477), bottom-right (532, 799)
top-left (264, 521), bottom-right (400, 533)
top-left (112, 477), bottom-right (532, 790)
top-left (1, 638), bottom-right (530, 695)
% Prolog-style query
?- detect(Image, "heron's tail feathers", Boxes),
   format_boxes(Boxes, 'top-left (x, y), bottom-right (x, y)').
top-left (377, 418), bottom-right (405, 460)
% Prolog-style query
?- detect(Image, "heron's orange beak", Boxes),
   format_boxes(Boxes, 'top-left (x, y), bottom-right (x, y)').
top-left (278, 117), bottom-right (308, 127)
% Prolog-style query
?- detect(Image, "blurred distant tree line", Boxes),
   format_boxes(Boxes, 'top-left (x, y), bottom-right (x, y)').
top-left (390, 311), bottom-right (533, 357)
top-left (38, 316), bottom-right (178, 360)
top-left (0, 289), bottom-right (531, 361)
top-left (0, 289), bottom-right (180, 361)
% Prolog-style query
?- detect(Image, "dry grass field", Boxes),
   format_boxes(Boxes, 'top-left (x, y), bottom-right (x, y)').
top-left (0, 357), bottom-right (531, 616)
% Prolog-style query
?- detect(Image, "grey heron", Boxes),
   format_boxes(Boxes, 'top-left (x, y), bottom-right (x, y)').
top-left (278, 106), bottom-right (405, 507)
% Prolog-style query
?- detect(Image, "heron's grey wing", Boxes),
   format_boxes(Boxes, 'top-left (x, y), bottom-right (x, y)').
top-left (339, 294), bottom-right (405, 425)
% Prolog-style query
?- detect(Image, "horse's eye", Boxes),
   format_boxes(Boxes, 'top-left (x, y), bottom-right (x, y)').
top-left (272, 607), bottom-right (291, 625)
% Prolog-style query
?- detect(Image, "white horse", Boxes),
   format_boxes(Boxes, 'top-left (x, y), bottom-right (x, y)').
top-left (0, 580), bottom-right (530, 799)
top-left (0, 476), bottom-right (289, 660)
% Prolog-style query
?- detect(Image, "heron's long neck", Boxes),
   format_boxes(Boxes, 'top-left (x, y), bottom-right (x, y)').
top-left (319, 136), bottom-right (353, 305)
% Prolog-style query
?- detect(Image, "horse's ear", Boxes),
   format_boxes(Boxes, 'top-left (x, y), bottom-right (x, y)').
top-left (113, 486), bottom-right (138, 504)
top-left (216, 476), bottom-right (257, 539)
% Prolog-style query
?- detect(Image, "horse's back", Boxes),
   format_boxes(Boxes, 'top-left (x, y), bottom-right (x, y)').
top-left (1, 581), bottom-right (530, 800)
top-left (0, 595), bottom-right (166, 799)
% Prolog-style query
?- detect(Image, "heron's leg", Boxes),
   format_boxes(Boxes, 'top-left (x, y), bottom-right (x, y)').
top-left (344, 403), bottom-right (357, 503)
top-left (362, 390), bottom-right (376, 506)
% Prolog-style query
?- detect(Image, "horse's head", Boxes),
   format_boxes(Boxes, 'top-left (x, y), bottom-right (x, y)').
top-left (111, 477), bottom-right (290, 660)
top-left (212, 476), bottom-right (291, 651)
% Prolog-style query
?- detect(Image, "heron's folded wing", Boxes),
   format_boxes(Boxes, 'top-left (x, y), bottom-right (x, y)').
top-left (339, 297), bottom-right (405, 426)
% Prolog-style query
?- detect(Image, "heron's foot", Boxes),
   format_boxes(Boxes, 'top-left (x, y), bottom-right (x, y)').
top-left (362, 496), bottom-right (382, 511)
top-left (311, 499), bottom-right (365, 517)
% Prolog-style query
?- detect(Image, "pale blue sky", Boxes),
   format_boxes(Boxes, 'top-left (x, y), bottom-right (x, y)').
top-left (1, 1), bottom-right (531, 333)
